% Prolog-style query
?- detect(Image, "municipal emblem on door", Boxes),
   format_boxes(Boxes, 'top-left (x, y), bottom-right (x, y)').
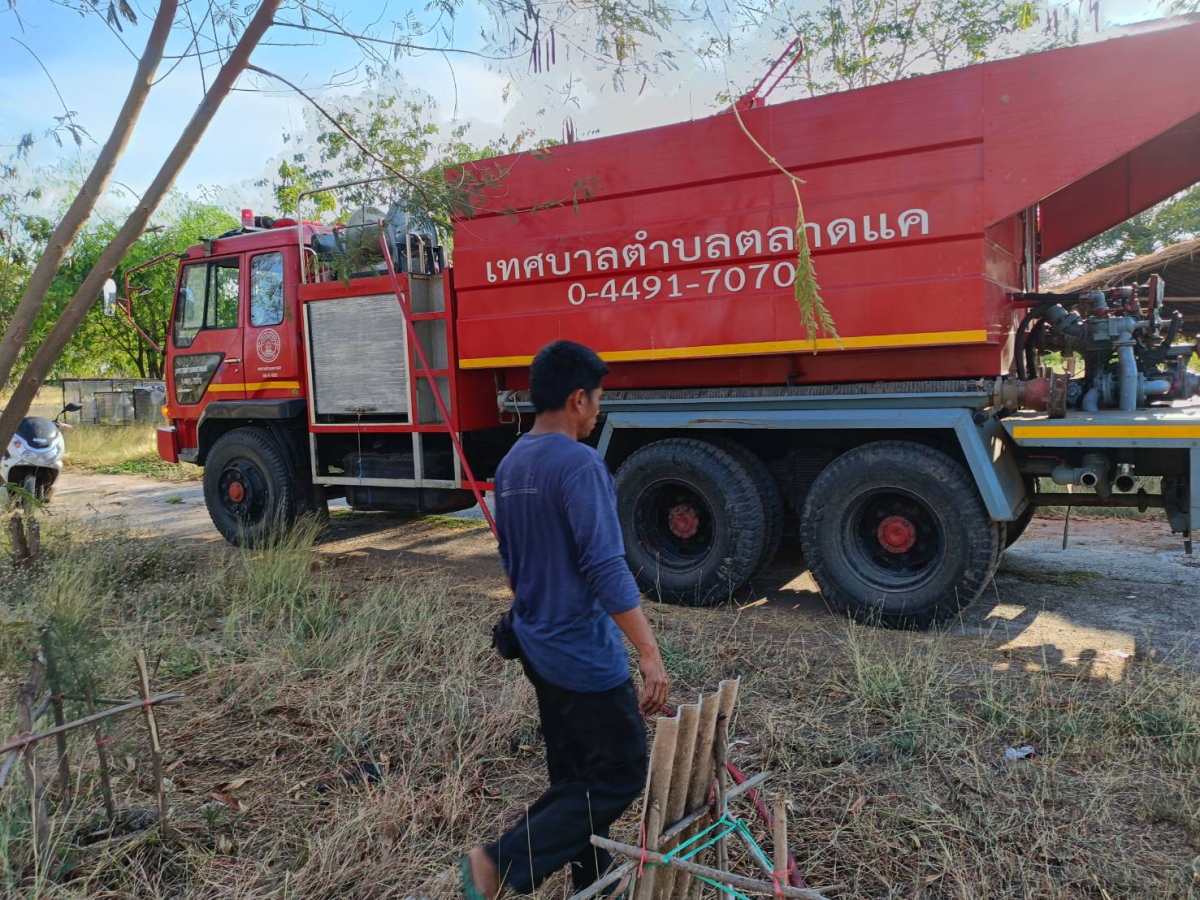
top-left (256, 329), bottom-right (281, 363)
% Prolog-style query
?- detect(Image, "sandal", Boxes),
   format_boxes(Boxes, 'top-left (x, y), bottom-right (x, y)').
top-left (461, 856), bottom-right (488, 900)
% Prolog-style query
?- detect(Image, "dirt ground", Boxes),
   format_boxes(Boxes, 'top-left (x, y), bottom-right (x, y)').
top-left (51, 471), bottom-right (1200, 676)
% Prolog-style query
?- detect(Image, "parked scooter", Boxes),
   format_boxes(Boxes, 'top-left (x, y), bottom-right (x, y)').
top-left (1, 402), bottom-right (83, 504)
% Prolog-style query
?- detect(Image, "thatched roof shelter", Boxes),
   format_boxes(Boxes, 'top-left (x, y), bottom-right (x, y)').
top-left (1049, 237), bottom-right (1200, 333)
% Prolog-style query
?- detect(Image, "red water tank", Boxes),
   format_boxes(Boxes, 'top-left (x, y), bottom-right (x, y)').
top-left (450, 19), bottom-right (1200, 391)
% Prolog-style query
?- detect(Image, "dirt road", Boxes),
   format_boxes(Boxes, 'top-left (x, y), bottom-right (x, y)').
top-left (52, 471), bottom-right (1200, 674)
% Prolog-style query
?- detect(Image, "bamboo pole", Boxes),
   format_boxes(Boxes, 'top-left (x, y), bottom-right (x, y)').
top-left (566, 771), bottom-right (771, 900)
top-left (15, 651), bottom-right (48, 860)
top-left (135, 651), bottom-right (168, 827)
top-left (39, 629), bottom-right (70, 804)
top-left (773, 795), bottom-right (789, 892)
top-left (27, 516), bottom-right (39, 565)
top-left (686, 680), bottom-right (740, 900)
top-left (713, 713), bottom-right (730, 873)
top-left (635, 714), bottom-right (678, 900)
top-left (660, 702), bottom-right (701, 900)
top-left (671, 690), bottom-right (722, 900)
top-left (0, 693), bottom-right (185, 759)
top-left (590, 836), bottom-right (831, 900)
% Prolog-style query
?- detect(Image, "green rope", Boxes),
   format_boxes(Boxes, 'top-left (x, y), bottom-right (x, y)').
top-left (648, 812), bottom-right (779, 899)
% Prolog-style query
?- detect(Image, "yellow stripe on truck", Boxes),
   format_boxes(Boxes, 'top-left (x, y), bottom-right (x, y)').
top-left (1011, 424), bottom-right (1200, 439)
top-left (207, 381), bottom-right (301, 393)
top-left (457, 330), bottom-right (989, 369)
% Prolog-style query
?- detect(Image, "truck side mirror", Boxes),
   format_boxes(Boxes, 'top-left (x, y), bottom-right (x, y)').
top-left (102, 278), bottom-right (118, 316)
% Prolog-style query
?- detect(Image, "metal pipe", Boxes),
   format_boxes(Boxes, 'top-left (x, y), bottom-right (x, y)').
top-left (1050, 452), bottom-right (1110, 497)
top-left (1114, 463), bottom-right (1136, 494)
top-left (1116, 319), bottom-right (1138, 411)
top-left (1082, 386), bottom-right (1100, 411)
top-left (296, 174), bottom-right (406, 283)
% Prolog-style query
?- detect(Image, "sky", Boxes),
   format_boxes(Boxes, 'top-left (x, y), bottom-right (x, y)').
top-left (0, 0), bottom-right (1169, 219)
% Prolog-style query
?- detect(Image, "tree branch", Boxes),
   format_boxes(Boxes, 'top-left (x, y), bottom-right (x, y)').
top-left (244, 64), bottom-right (437, 212)
top-left (271, 19), bottom-right (524, 60)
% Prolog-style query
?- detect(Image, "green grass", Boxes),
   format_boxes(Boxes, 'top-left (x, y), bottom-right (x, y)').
top-left (328, 508), bottom-right (486, 530)
top-left (421, 513), bottom-right (488, 530)
top-left (61, 424), bottom-right (199, 483)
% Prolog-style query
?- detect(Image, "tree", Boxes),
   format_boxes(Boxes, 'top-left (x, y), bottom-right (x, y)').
top-left (0, 0), bottom-right (685, 450)
top-left (0, 0), bottom-right (175, 392)
top-left (1045, 186), bottom-right (1200, 278)
top-left (53, 202), bottom-right (237, 379)
top-left (258, 89), bottom-right (540, 237)
top-left (697, 0), bottom-right (1085, 100)
top-left (0, 0), bottom-right (282, 450)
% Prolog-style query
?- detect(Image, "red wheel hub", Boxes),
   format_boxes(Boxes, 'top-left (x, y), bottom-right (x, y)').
top-left (877, 515), bottom-right (916, 554)
top-left (227, 481), bottom-right (246, 503)
top-left (668, 504), bottom-right (700, 540)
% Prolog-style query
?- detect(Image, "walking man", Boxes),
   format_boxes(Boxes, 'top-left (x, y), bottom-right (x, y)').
top-left (464, 340), bottom-right (670, 897)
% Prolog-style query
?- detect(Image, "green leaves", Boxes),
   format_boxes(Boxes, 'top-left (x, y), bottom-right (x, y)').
top-left (1047, 186), bottom-right (1200, 278)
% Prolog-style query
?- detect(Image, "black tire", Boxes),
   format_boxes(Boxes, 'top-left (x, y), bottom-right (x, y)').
top-left (1003, 477), bottom-right (1038, 550)
top-left (203, 427), bottom-right (303, 546)
top-left (708, 438), bottom-right (784, 573)
top-left (616, 438), bottom-right (766, 606)
top-left (799, 441), bottom-right (1001, 630)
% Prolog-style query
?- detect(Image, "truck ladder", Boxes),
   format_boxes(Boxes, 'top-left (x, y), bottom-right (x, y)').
top-left (378, 230), bottom-right (499, 538)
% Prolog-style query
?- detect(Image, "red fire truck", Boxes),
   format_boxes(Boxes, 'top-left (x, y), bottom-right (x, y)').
top-left (148, 19), bottom-right (1200, 628)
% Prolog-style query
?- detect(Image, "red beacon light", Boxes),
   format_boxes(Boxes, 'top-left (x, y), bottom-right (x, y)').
top-left (241, 208), bottom-right (254, 229)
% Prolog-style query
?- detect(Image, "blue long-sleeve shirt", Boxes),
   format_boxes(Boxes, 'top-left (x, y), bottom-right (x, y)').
top-left (494, 432), bottom-right (642, 692)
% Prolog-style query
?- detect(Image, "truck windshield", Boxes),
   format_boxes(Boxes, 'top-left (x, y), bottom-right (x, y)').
top-left (174, 264), bottom-right (208, 348)
top-left (173, 257), bottom-right (240, 348)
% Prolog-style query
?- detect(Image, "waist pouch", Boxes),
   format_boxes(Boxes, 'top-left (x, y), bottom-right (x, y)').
top-left (491, 608), bottom-right (521, 661)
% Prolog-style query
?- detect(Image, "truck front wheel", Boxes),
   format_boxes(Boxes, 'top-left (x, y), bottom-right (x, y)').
top-left (800, 441), bottom-right (1001, 629)
top-left (203, 427), bottom-right (304, 546)
top-left (616, 438), bottom-right (765, 606)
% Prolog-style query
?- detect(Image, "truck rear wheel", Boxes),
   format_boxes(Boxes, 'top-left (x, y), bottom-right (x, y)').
top-left (800, 441), bottom-right (1001, 629)
top-left (203, 427), bottom-right (304, 547)
top-left (616, 438), bottom-right (765, 606)
top-left (708, 438), bottom-right (784, 574)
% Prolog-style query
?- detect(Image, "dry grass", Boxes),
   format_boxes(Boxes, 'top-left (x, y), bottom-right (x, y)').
top-left (0, 519), bottom-right (1198, 898)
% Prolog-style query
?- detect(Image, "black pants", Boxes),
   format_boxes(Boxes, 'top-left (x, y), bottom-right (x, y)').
top-left (485, 661), bottom-right (647, 894)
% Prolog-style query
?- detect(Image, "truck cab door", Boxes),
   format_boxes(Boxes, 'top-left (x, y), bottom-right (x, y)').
top-left (168, 256), bottom-right (246, 411)
top-left (242, 248), bottom-right (301, 400)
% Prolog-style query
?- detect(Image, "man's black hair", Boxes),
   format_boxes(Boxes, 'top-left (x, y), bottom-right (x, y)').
top-left (530, 340), bottom-right (610, 413)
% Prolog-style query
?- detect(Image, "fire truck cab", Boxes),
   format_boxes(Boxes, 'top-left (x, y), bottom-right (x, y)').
top-left (157, 212), bottom-right (504, 547)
